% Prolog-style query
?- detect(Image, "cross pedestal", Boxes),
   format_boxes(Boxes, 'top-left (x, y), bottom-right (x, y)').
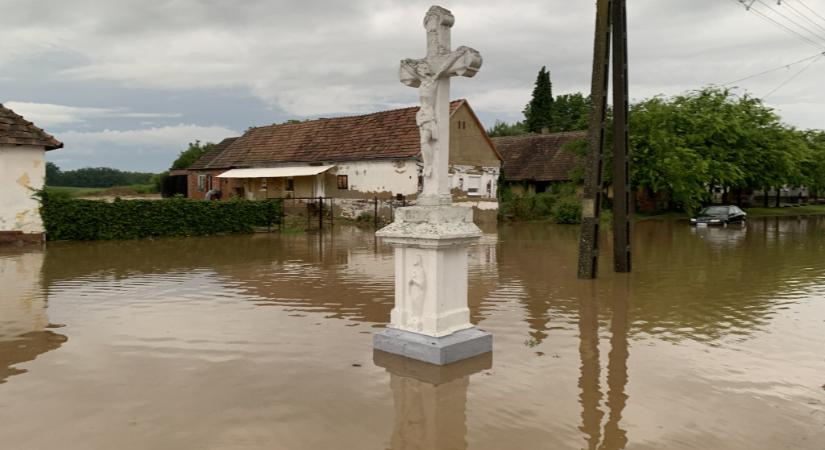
top-left (375, 206), bottom-right (491, 365)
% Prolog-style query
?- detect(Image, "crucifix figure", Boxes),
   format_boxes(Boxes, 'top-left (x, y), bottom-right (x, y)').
top-left (399, 5), bottom-right (482, 204)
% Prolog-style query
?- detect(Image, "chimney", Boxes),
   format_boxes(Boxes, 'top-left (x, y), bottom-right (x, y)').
top-left (540, 127), bottom-right (550, 135)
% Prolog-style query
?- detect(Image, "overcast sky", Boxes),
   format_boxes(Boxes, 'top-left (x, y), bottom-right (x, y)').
top-left (2, 0), bottom-right (824, 172)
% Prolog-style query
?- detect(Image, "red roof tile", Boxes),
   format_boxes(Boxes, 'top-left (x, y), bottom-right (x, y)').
top-left (493, 131), bottom-right (586, 182)
top-left (205, 100), bottom-right (466, 169)
top-left (0, 104), bottom-right (63, 150)
top-left (188, 137), bottom-right (238, 170)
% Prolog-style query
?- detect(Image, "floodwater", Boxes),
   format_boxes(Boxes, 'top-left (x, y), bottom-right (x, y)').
top-left (1, 217), bottom-right (824, 450)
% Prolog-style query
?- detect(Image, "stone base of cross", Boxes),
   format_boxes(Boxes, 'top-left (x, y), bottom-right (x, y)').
top-left (374, 5), bottom-right (491, 366)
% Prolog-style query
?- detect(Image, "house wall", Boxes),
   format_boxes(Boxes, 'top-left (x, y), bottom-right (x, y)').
top-left (0, 145), bottom-right (46, 238)
top-left (448, 105), bottom-right (501, 208)
top-left (325, 160), bottom-right (420, 199)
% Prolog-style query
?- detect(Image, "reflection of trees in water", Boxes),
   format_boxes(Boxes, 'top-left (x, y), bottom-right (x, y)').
top-left (0, 248), bottom-right (67, 384)
top-left (497, 217), bottom-right (825, 344)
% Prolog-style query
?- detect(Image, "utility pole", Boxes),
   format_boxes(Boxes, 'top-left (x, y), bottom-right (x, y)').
top-left (577, 0), bottom-right (632, 277)
top-left (612, 0), bottom-right (632, 273)
top-left (577, 0), bottom-right (611, 279)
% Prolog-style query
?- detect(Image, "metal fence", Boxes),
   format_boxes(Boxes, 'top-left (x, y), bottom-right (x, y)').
top-left (270, 195), bottom-right (407, 230)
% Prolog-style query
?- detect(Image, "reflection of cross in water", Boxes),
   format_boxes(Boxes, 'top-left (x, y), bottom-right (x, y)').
top-left (399, 5), bottom-right (482, 203)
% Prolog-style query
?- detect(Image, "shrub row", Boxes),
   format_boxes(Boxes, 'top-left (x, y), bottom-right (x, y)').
top-left (39, 192), bottom-right (283, 241)
top-left (498, 183), bottom-right (583, 224)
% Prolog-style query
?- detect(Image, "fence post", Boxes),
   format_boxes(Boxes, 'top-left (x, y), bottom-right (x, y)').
top-left (330, 198), bottom-right (334, 227)
top-left (374, 196), bottom-right (378, 229)
top-left (318, 196), bottom-right (323, 231)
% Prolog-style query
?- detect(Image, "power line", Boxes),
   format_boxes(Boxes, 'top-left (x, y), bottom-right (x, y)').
top-left (763, 53), bottom-right (823, 98)
top-left (754, 0), bottom-right (825, 45)
top-left (783, 1), bottom-right (825, 34)
top-left (722, 51), bottom-right (825, 85)
top-left (795, 0), bottom-right (825, 26)
top-left (731, 0), bottom-right (825, 50)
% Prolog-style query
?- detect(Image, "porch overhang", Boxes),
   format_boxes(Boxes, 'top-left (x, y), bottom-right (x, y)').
top-left (216, 165), bottom-right (335, 178)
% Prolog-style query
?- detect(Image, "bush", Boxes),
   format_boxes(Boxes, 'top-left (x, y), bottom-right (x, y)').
top-left (553, 199), bottom-right (582, 224)
top-left (38, 191), bottom-right (283, 241)
top-left (499, 182), bottom-right (582, 223)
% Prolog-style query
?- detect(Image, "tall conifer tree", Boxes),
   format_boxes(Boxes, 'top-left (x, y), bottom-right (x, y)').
top-left (523, 66), bottom-right (554, 133)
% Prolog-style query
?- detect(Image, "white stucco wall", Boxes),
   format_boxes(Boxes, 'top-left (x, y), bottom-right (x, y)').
top-left (334, 159), bottom-right (420, 195)
top-left (0, 145), bottom-right (46, 234)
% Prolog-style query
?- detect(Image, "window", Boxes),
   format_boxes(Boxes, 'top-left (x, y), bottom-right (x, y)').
top-left (337, 175), bottom-right (349, 190)
top-left (286, 178), bottom-right (294, 192)
top-left (197, 174), bottom-right (206, 192)
top-left (467, 176), bottom-right (481, 196)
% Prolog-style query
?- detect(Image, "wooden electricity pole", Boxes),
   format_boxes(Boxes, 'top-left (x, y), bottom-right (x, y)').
top-left (577, 0), bottom-right (631, 278)
top-left (612, 0), bottom-right (631, 273)
top-left (577, 0), bottom-right (611, 279)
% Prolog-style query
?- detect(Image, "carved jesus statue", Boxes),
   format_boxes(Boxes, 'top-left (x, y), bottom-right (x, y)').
top-left (399, 5), bottom-right (482, 202)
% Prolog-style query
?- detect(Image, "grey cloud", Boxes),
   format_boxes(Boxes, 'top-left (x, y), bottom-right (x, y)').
top-left (1, 0), bottom-right (823, 171)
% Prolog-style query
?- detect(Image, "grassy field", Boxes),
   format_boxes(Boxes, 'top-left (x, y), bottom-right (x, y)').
top-left (45, 184), bottom-right (157, 198)
top-left (45, 186), bottom-right (107, 197)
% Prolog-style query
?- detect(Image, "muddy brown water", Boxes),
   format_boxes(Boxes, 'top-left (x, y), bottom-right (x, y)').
top-left (1, 217), bottom-right (824, 449)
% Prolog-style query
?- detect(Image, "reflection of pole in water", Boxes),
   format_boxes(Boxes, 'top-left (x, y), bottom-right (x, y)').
top-left (576, 278), bottom-right (630, 450)
top-left (374, 350), bottom-right (491, 450)
top-left (578, 286), bottom-right (604, 450)
top-left (600, 279), bottom-right (629, 450)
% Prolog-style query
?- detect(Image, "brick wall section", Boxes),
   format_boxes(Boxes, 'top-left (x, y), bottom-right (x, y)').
top-left (0, 231), bottom-right (44, 245)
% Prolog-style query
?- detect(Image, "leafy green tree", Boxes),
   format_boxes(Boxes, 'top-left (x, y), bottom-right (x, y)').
top-left (171, 140), bottom-right (216, 170)
top-left (45, 161), bottom-right (62, 185)
top-left (486, 120), bottom-right (528, 137)
top-left (523, 66), bottom-right (554, 133)
top-left (551, 93), bottom-right (590, 132)
top-left (628, 86), bottom-right (815, 213)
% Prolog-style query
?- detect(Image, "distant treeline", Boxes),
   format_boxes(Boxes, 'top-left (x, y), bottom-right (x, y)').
top-left (46, 162), bottom-right (157, 188)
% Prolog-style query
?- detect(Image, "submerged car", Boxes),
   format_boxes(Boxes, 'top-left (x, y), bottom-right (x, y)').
top-left (690, 205), bottom-right (747, 226)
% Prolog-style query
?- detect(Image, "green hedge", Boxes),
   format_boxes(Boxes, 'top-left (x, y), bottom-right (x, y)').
top-left (39, 192), bottom-right (283, 241)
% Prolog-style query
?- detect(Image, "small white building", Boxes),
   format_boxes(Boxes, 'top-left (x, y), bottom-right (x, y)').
top-left (0, 104), bottom-right (63, 244)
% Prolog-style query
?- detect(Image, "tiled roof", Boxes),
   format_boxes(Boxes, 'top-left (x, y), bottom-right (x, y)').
top-left (205, 100), bottom-right (466, 169)
top-left (0, 104), bottom-right (63, 150)
top-left (188, 137), bottom-right (238, 170)
top-left (493, 131), bottom-right (586, 182)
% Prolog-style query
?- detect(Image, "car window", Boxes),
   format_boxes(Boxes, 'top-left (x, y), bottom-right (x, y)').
top-left (701, 206), bottom-right (729, 215)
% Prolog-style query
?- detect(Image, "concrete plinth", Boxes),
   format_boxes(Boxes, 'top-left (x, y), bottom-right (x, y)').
top-left (374, 327), bottom-right (492, 366)
top-left (375, 204), bottom-right (492, 365)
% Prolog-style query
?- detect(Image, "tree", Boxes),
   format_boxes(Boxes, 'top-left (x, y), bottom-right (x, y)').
top-left (171, 140), bottom-right (216, 170)
top-left (486, 120), bottom-right (528, 137)
top-left (551, 93), bottom-right (591, 132)
top-left (523, 66), bottom-right (554, 133)
top-left (45, 161), bottom-right (62, 185)
top-left (628, 86), bottom-right (813, 213)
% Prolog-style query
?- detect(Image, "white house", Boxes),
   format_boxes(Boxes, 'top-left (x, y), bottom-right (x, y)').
top-left (0, 104), bottom-right (63, 244)
top-left (186, 99), bottom-right (502, 221)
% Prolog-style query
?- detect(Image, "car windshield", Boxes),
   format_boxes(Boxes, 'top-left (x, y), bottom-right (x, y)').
top-left (700, 206), bottom-right (729, 215)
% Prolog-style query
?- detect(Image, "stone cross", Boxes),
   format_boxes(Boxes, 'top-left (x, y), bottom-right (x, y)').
top-left (399, 5), bottom-right (482, 205)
